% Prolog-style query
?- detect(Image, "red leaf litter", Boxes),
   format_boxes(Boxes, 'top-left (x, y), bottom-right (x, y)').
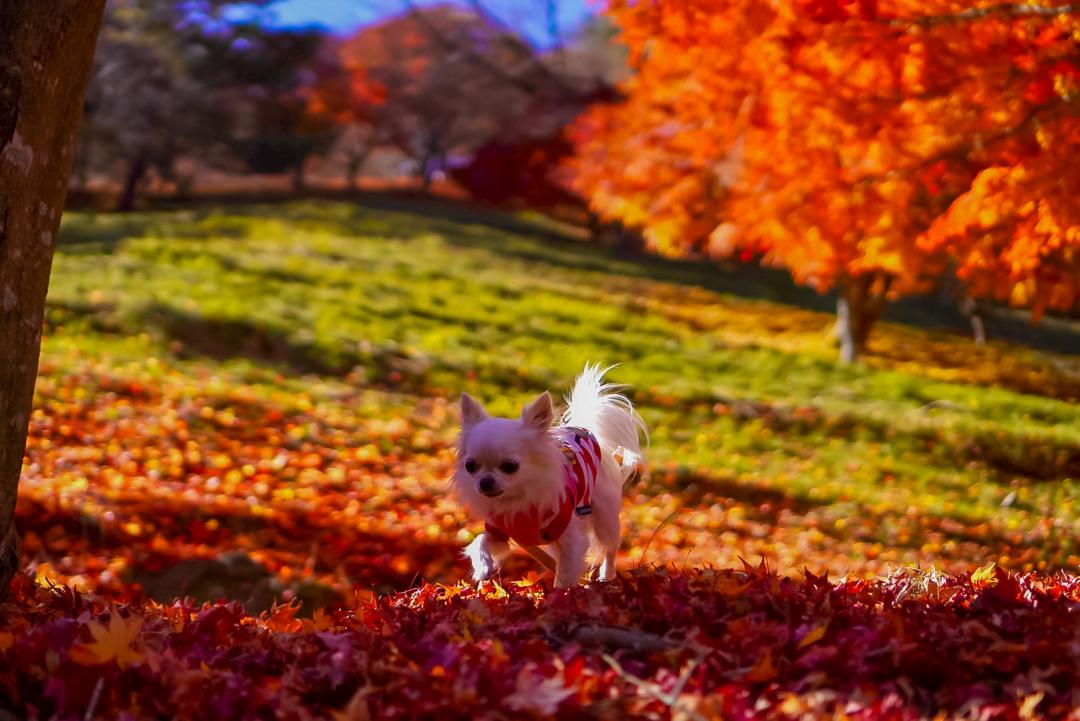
top-left (2, 563), bottom-right (1079, 720)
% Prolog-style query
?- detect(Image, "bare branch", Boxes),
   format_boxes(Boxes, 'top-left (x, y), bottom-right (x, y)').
top-left (603, 654), bottom-right (707, 721)
top-left (573, 625), bottom-right (678, 652)
top-left (402, 0), bottom-right (583, 102)
top-left (893, 3), bottom-right (1077, 26)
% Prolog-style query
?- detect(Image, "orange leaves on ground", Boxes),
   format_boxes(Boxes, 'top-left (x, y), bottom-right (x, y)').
top-left (7, 566), bottom-right (1080, 720)
top-left (69, 612), bottom-right (145, 668)
top-left (17, 341), bottom-right (1078, 608)
top-left (796, 622), bottom-right (829, 649)
top-left (970, 561), bottom-right (999, 589)
top-left (510, 570), bottom-right (545, 588)
top-left (744, 652), bottom-right (779, 683)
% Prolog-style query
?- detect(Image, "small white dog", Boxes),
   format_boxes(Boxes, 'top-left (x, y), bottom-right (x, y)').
top-left (453, 364), bottom-right (646, 587)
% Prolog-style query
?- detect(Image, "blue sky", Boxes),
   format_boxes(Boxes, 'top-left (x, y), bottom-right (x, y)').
top-left (242, 0), bottom-right (596, 47)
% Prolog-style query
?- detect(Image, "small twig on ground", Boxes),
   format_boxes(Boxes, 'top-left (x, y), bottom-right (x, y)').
top-left (918, 399), bottom-right (965, 412)
top-left (574, 625), bottom-right (678, 653)
top-left (635, 509), bottom-right (679, 570)
top-left (85, 677), bottom-right (105, 721)
top-left (603, 654), bottom-right (707, 721)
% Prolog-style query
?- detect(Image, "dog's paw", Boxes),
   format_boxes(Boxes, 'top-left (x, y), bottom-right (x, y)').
top-left (471, 555), bottom-right (495, 583)
top-left (464, 537), bottom-right (496, 583)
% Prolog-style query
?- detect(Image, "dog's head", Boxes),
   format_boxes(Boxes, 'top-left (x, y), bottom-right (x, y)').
top-left (452, 391), bottom-right (564, 512)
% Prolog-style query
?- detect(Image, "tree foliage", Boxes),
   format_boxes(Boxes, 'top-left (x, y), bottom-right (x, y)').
top-left (568, 0), bottom-right (1080, 356)
top-left (78, 1), bottom-right (329, 205)
top-left (316, 6), bottom-right (540, 188)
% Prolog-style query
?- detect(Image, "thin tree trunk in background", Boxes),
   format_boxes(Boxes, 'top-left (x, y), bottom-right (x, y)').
top-left (613, 222), bottom-right (645, 257)
top-left (117, 154), bottom-right (148, 212)
top-left (346, 157), bottom-right (361, 191)
top-left (960, 294), bottom-right (988, 345)
top-left (420, 157), bottom-right (433, 192)
top-left (0, 0), bottom-right (106, 595)
top-left (836, 290), bottom-right (859, 364)
top-left (836, 275), bottom-right (888, 363)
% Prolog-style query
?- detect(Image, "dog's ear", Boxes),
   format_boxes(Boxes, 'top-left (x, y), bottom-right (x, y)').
top-left (521, 391), bottom-right (553, 431)
top-left (460, 392), bottom-right (488, 427)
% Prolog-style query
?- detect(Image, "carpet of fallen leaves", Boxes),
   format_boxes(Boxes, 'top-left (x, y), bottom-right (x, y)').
top-left (3, 563), bottom-right (1079, 720)
top-left (19, 347), bottom-right (1077, 611)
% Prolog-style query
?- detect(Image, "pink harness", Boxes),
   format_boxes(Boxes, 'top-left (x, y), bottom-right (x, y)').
top-left (484, 426), bottom-right (601, 547)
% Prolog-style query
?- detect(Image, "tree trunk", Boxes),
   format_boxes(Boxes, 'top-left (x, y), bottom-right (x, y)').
top-left (116, 154), bottom-right (148, 212)
top-left (346, 157), bottom-right (361, 191)
top-left (345, 147), bottom-right (372, 191)
top-left (835, 275), bottom-right (887, 363)
top-left (960, 294), bottom-right (987, 345)
top-left (417, 134), bottom-right (440, 193)
top-left (613, 221), bottom-right (646, 257)
top-left (0, 0), bottom-right (106, 595)
top-left (586, 212), bottom-right (603, 243)
top-left (419, 154), bottom-right (434, 192)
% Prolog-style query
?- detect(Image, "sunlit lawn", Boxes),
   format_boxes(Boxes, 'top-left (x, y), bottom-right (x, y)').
top-left (20, 199), bottom-right (1080, 607)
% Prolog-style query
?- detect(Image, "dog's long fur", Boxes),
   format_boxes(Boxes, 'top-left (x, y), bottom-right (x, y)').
top-left (452, 364), bottom-right (646, 587)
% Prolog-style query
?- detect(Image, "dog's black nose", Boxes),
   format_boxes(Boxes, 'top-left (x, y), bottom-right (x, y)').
top-left (478, 476), bottom-right (497, 494)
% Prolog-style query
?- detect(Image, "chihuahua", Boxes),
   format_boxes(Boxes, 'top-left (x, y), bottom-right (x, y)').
top-left (453, 364), bottom-right (646, 587)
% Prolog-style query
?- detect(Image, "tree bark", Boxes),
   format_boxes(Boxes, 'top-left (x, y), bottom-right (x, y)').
top-left (836, 275), bottom-right (888, 363)
top-left (346, 157), bottom-right (361, 191)
top-left (116, 154), bottom-right (148, 212)
top-left (960, 294), bottom-right (988, 345)
top-left (0, 0), bottom-right (106, 595)
top-left (418, 152), bottom-right (434, 192)
top-left (613, 221), bottom-right (646, 257)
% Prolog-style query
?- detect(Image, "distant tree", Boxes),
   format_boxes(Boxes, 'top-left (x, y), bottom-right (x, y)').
top-left (449, 16), bottom-right (626, 212)
top-left (451, 133), bottom-right (579, 209)
top-left (0, 0), bottom-right (106, 595)
top-left (79, 2), bottom-right (325, 206)
top-left (82, 38), bottom-right (217, 210)
top-left (78, 0), bottom-right (235, 210)
top-left (334, 6), bottom-right (540, 190)
top-left (304, 45), bottom-right (390, 190)
top-left (197, 24), bottom-right (334, 191)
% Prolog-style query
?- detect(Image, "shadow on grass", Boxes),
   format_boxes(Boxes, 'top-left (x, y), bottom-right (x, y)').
top-left (651, 466), bottom-right (1076, 566)
top-left (98, 189), bottom-right (1080, 355)
top-left (670, 388), bottom-right (1080, 484)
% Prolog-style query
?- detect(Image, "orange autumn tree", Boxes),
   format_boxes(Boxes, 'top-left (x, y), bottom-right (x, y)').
top-left (568, 0), bottom-right (1080, 361)
top-left (304, 49), bottom-right (389, 189)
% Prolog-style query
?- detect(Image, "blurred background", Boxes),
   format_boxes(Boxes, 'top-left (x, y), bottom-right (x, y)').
top-left (72, 0), bottom-right (622, 208)
top-left (21, 0), bottom-right (1080, 610)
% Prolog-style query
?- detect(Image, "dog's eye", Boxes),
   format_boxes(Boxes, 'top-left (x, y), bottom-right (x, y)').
top-left (464, 459), bottom-right (479, 474)
top-left (499, 460), bottom-right (519, 474)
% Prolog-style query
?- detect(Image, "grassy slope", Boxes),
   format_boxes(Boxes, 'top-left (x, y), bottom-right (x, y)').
top-left (31, 200), bottom-right (1080, 589)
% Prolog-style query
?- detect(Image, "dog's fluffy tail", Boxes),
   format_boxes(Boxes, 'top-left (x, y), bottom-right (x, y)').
top-left (562, 364), bottom-right (647, 483)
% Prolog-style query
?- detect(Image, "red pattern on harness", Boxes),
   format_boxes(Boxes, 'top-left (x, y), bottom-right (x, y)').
top-left (484, 427), bottom-right (602, 547)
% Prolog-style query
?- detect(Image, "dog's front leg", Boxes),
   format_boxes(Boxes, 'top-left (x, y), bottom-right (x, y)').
top-left (464, 532), bottom-right (510, 583)
top-left (552, 524), bottom-right (589, 588)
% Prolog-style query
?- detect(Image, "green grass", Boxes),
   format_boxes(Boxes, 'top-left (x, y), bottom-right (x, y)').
top-left (46, 200), bottom-right (1080, 574)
